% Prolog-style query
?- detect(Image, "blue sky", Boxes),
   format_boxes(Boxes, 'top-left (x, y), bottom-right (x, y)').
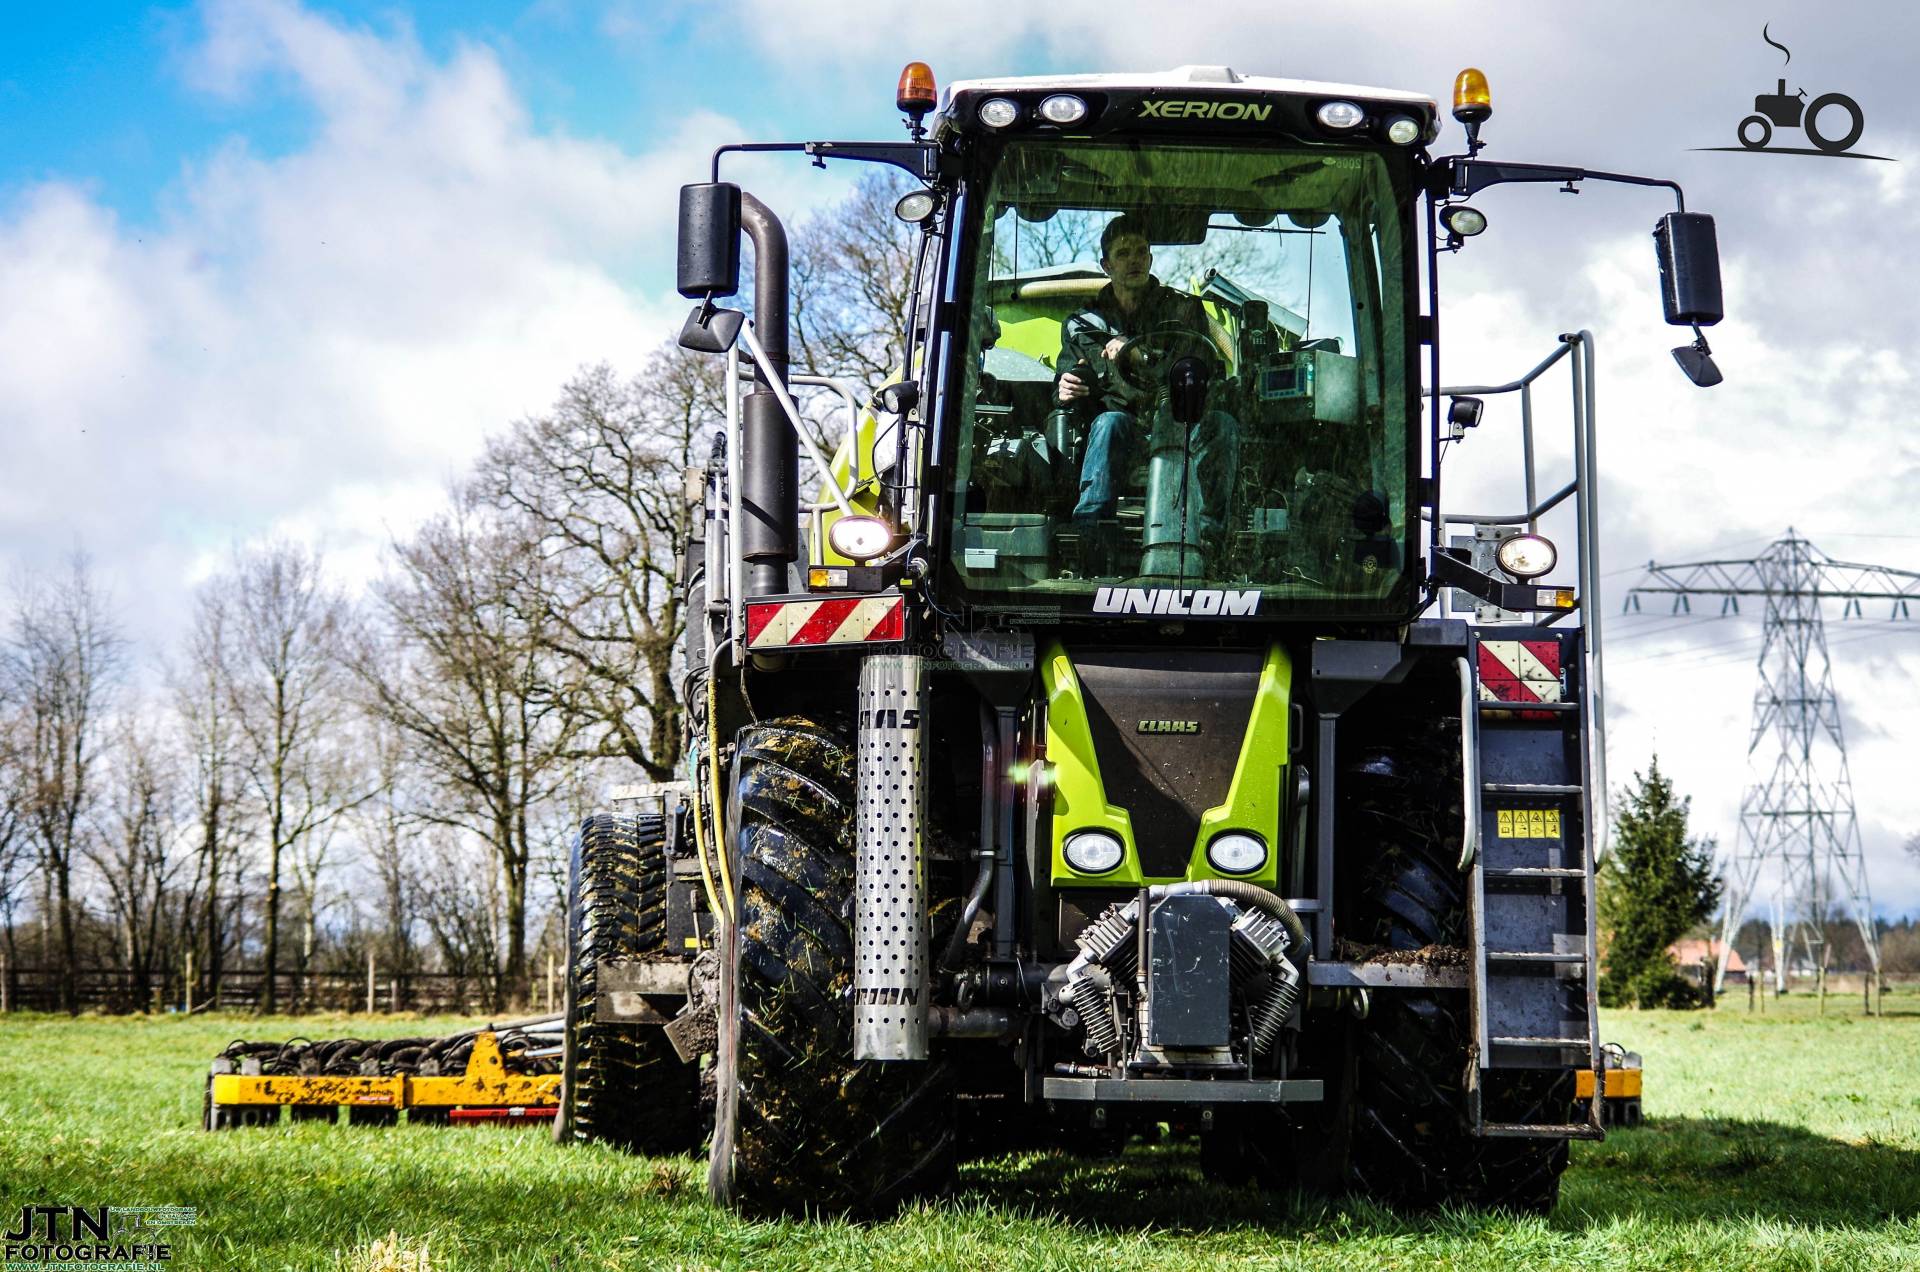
top-left (0, 2), bottom-right (1041, 236)
top-left (4, 0), bottom-right (1920, 917)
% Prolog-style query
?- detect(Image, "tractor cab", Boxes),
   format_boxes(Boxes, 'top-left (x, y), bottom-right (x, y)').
top-left (938, 101), bottom-right (1422, 617)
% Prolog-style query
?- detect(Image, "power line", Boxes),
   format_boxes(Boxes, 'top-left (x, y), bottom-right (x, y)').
top-left (1626, 530), bottom-right (1917, 994)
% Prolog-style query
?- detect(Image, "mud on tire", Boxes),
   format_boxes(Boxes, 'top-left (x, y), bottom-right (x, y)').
top-left (564, 812), bottom-right (704, 1153)
top-left (707, 717), bottom-right (955, 1217)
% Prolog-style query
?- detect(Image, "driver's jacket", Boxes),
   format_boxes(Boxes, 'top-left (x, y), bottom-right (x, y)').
top-left (1057, 275), bottom-right (1211, 414)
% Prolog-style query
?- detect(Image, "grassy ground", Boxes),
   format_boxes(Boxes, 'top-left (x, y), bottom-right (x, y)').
top-left (1, 993), bottom-right (1916, 1271)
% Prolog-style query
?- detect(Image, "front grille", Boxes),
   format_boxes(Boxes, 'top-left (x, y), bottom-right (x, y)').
top-left (1070, 647), bottom-right (1261, 877)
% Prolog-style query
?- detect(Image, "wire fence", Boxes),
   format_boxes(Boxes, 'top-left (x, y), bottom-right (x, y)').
top-left (0, 961), bottom-right (564, 1017)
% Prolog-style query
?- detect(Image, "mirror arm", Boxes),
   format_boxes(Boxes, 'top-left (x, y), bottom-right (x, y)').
top-left (1444, 158), bottom-right (1687, 212)
top-left (711, 140), bottom-right (943, 183)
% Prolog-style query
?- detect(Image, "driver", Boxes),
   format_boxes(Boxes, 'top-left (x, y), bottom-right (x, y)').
top-left (1057, 214), bottom-right (1235, 573)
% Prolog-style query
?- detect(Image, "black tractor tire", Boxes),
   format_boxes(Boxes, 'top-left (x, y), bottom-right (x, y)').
top-left (1339, 715), bottom-right (1570, 1214)
top-left (707, 717), bottom-right (956, 1217)
top-left (1467, 1070), bottom-right (1575, 1213)
top-left (562, 812), bottom-right (705, 1154)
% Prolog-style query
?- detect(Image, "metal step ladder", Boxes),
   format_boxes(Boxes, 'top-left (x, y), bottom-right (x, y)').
top-left (1465, 630), bottom-right (1605, 1140)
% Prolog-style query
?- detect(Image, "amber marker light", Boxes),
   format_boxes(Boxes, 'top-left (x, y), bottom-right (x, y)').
top-left (898, 62), bottom-right (937, 115)
top-left (1452, 67), bottom-right (1492, 124)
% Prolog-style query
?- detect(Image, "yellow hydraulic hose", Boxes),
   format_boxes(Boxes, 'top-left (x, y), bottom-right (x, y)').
top-left (707, 667), bottom-right (737, 917)
top-left (688, 751), bottom-right (727, 935)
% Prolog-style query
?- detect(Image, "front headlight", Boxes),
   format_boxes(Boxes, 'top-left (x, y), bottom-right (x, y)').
top-left (1315, 100), bottom-right (1364, 130)
top-left (1206, 832), bottom-right (1268, 875)
top-left (978, 97), bottom-right (1021, 129)
top-left (1496, 533), bottom-right (1557, 579)
top-left (1037, 94), bottom-right (1088, 125)
top-left (827, 514), bottom-right (894, 562)
top-left (1063, 830), bottom-right (1125, 875)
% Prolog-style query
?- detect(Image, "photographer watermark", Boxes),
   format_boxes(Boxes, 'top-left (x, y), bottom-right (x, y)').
top-left (4, 1205), bottom-right (196, 1271)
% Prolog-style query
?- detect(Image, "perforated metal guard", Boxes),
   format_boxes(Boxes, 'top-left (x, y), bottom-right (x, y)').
top-left (854, 655), bottom-right (930, 1061)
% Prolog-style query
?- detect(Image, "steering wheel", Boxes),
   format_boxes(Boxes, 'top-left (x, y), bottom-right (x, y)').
top-left (1113, 323), bottom-right (1221, 393)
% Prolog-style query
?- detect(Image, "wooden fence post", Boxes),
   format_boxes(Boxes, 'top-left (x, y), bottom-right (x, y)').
top-left (366, 949), bottom-right (376, 1015)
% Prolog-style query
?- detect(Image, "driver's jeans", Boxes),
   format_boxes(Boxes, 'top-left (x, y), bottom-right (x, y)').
top-left (1073, 406), bottom-right (1237, 558)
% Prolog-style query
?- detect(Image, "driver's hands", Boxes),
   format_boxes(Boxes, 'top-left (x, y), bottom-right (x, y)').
top-left (1102, 337), bottom-right (1126, 361)
top-left (1058, 372), bottom-right (1091, 403)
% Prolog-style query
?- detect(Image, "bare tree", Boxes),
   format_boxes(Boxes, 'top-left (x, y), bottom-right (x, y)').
top-left (354, 708), bottom-right (421, 979)
top-left (791, 170), bottom-right (918, 388)
top-left (6, 556), bottom-right (125, 1013)
top-left (285, 813), bottom-right (344, 1008)
top-left (223, 543), bottom-right (366, 1013)
top-left (415, 830), bottom-right (504, 1007)
top-left (474, 352), bottom-right (721, 780)
top-left (0, 701), bottom-right (30, 986)
top-left (85, 714), bottom-right (185, 1008)
top-left (170, 584), bottom-right (245, 1003)
top-left (360, 499), bottom-right (586, 999)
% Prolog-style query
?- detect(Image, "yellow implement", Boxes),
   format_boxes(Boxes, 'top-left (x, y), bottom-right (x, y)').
top-left (1574, 1067), bottom-right (1642, 1101)
top-left (205, 1031), bottom-right (558, 1128)
top-left (1575, 1045), bottom-right (1645, 1127)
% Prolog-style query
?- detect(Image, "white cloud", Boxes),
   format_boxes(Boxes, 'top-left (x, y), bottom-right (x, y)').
top-left (0, 0), bottom-right (731, 621)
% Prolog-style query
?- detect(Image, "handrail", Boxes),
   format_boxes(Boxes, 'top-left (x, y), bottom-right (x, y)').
top-left (1432, 332), bottom-right (1608, 854)
top-left (737, 323), bottom-right (854, 519)
top-left (718, 342), bottom-right (874, 656)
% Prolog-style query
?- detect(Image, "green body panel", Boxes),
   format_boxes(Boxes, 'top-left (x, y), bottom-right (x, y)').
top-left (814, 394), bottom-right (889, 566)
top-left (1041, 642), bottom-right (1143, 886)
top-left (1045, 641), bottom-right (1291, 888)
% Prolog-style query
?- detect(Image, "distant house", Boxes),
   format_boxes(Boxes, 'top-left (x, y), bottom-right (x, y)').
top-left (1670, 939), bottom-right (1747, 983)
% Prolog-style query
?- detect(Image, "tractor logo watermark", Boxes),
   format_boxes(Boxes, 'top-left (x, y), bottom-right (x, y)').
top-left (4, 1205), bottom-right (196, 1270)
top-left (1696, 25), bottom-right (1891, 161)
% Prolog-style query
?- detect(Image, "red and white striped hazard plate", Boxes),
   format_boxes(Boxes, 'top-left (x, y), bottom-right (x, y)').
top-left (1477, 638), bottom-right (1563, 704)
top-left (745, 594), bottom-right (906, 651)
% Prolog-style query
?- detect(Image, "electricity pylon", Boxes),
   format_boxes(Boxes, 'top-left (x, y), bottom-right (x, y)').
top-left (1626, 530), bottom-right (1919, 995)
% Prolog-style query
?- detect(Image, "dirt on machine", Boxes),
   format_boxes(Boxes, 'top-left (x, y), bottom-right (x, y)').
top-left (549, 61), bottom-right (1724, 1216)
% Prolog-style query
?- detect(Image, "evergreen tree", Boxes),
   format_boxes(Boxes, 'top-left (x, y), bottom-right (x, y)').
top-left (1599, 757), bottom-right (1723, 1008)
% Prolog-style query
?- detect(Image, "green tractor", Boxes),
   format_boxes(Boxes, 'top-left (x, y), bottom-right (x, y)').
top-left (556, 63), bottom-right (1724, 1215)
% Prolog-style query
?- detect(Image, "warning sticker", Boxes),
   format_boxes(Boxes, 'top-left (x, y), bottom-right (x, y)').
top-left (1496, 808), bottom-right (1563, 839)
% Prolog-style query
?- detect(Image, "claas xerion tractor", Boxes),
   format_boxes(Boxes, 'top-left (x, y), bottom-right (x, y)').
top-left (555, 62), bottom-right (1724, 1215)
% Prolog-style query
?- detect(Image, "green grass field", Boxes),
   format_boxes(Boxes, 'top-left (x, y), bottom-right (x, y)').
top-left (2, 994), bottom-right (1917, 1271)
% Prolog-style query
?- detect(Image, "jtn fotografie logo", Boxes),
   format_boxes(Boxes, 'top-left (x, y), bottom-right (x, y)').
top-left (1697, 24), bottom-right (1890, 162)
top-left (5, 1204), bottom-right (192, 1267)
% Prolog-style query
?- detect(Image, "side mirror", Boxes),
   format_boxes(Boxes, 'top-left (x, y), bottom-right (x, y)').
top-left (1168, 355), bottom-right (1211, 425)
top-left (1672, 339), bottom-right (1724, 388)
top-left (678, 182), bottom-right (742, 299)
top-left (677, 303), bottom-right (744, 355)
top-left (1653, 212), bottom-right (1723, 327)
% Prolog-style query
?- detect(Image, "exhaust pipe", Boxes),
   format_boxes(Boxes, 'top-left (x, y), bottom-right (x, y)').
top-left (854, 655), bottom-right (930, 1060)
top-left (738, 193), bottom-right (797, 596)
